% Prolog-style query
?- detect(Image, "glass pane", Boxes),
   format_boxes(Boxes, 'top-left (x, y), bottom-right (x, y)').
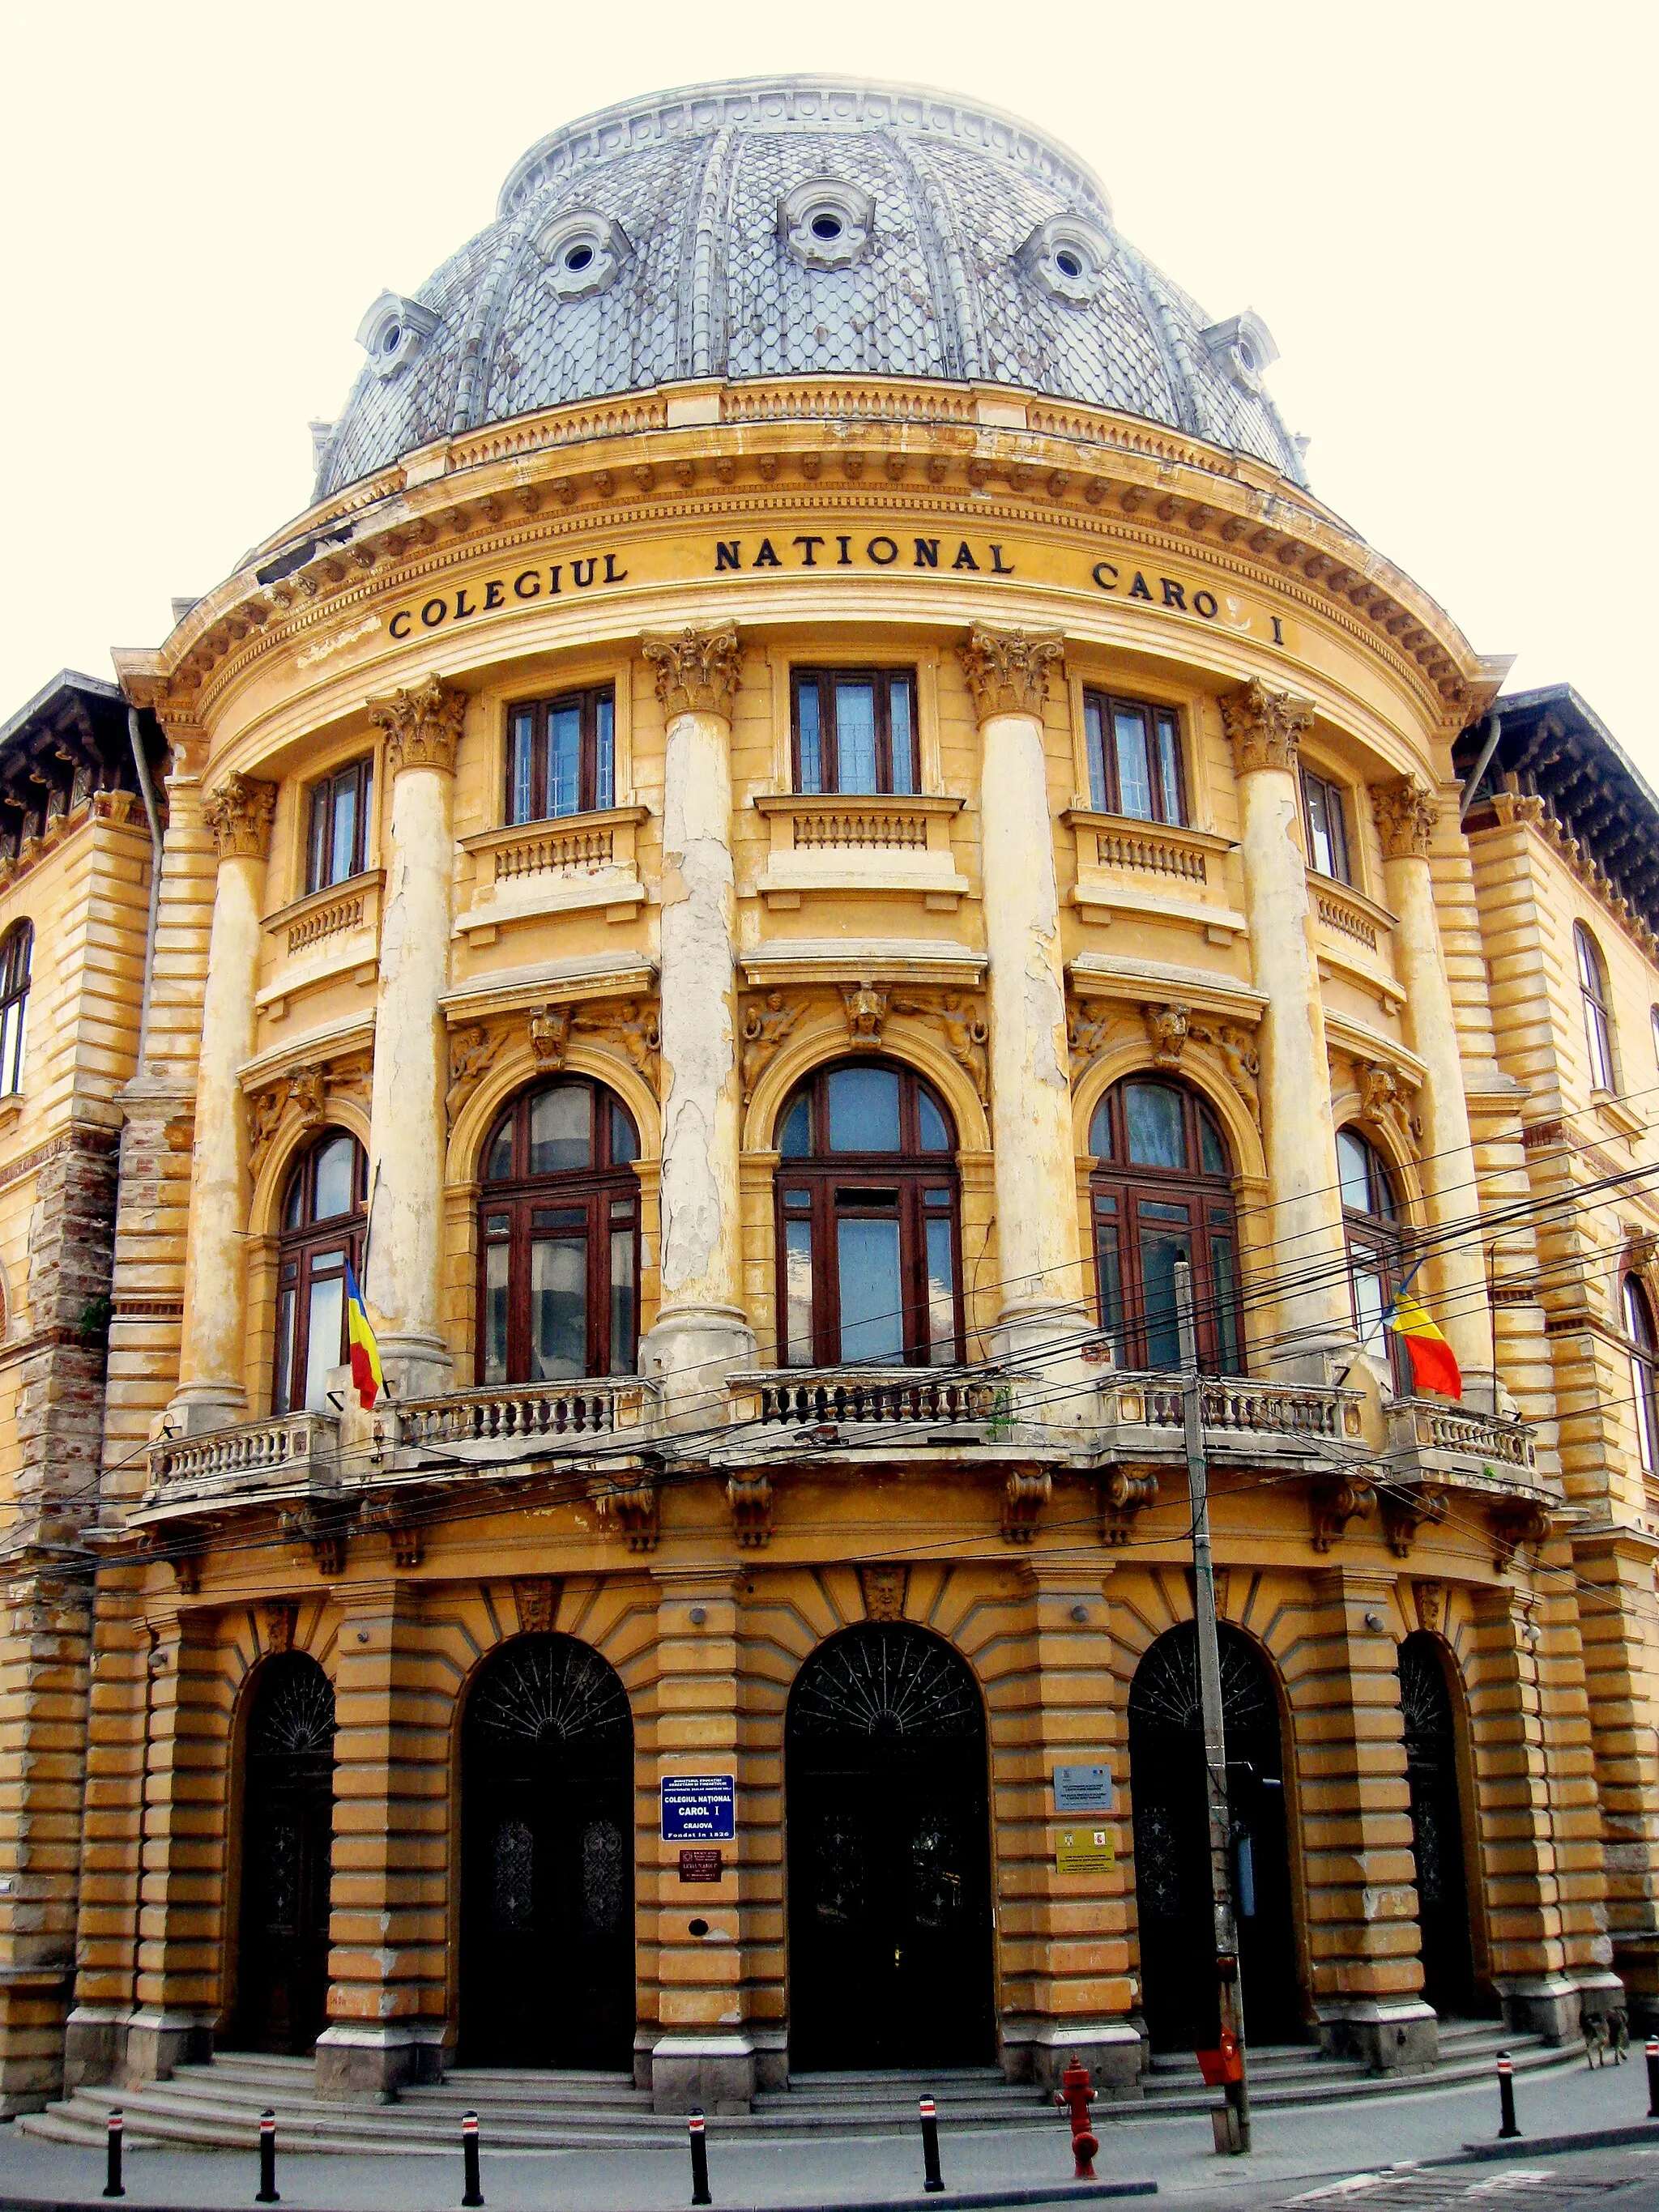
top-left (303, 1275), bottom-right (344, 1412)
top-left (530, 1085), bottom-right (591, 1174)
top-left (272, 1288), bottom-right (296, 1414)
top-left (918, 1089), bottom-right (951, 1153)
top-left (784, 1219), bottom-right (815, 1366)
top-left (0, 1002), bottom-right (18, 1093)
top-left (595, 695), bottom-right (615, 812)
top-left (1350, 1258), bottom-right (1387, 1349)
top-left (312, 1136), bottom-right (356, 1221)
top-left (834, 680), bottom-right (878, 794)
top-left (283, 1170), bottom-right (304, 1231)
top-left (1156, 714), bottom-right (1183, 825)
top-left (307, 787), bottom-right (328, 893)
top-left (1199, 1111), bottom-right (1227, 1177)
top-left (510, 710), bottom-right (535, 825)
top-left (1337, 1129), bottom-right (1371, 1214)
top-left (609, 1100), bottom-right (638, 1164)
top-left (889, 676), bottom-right (916, 795)
top-left (1089, 1096), bottom-right (1111, 1159)
top-left (827, 1066), bottom-right (901, 1153)
top-left (609, 1225), bottom-right (636, 1375)
top-left (1123, 1081), bottom-right (1185, 1170)
top-left (1576, 926), bottom-right (1601, 999)
top-left (484, 1242), bottom-right (510, 1386)
top-left (1096, 1223), bottom-right (1125, 1363)
top-left (837, 1217), bottom-right (903, 1363)
top-left (484, 1123), bottom-right (514, 1181)
top-left (797, 683), bottom-right (822, 795)
top-left (1306, 778), bottom-right (1335, 876)
top-left (1634, 1357), bottom-right (1658, 1475)
top-left (1628, 1279), bottom-right (1656, 1353)
top-left (925, 1217), bottom-right (957, 1366)
top-left (1139, 1226), bottom-right (1186, 1369)
top-left (778, 1095), bottom-right (812, 1157)
top-left (1113, 706), bottom-right (1154, 819)
top-left (329, 774), bottom-right (357, 885)
top-left (531, 1237), bottom-right (586, 1379)
top-left (548, 704), bottom-right (582, 818)
top-left (1211, 1235), bottom-right (1240, 1373)
top-left (1588, 1004), bottom-right (1614, 1092)
top-left (1083, 696), bottom-right (1108, 812)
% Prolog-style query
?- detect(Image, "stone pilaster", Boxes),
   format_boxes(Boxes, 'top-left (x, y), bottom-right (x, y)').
top-left (638, 629), bottom-right (753, 1413)
top-left (126, 1609), bottom-right (220, 2082)
top-left (958, 627), bottom-right (1088, 1368)
top-left (1573, 1534), bottom-right (1659, 2026)
top-left (171, 772), bottom-right (275, 1435)
top-left (365, 678), bottom-right (464, 1394)
top-left (1219, 680), bottom-right (1351, 1375)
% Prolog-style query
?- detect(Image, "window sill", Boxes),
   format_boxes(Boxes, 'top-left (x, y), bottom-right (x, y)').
top-left (457, 806), bottom-right (650, 941)
top-left (753, 791), bottom-right (968, 911)
top-left (1063, 808), bottom-right (1239, 942)
top-left (1593, 1089), bottom-right (1649, 1140)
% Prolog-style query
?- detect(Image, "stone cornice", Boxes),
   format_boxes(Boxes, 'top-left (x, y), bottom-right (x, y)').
top-left (641, 624), bottom-right (742, 721)
top-left (957, 624), bottom-right (1064, 722)
top-left (1219, 678), bottom-right (1314, 778)
top-left (367, 674), bottom-right (466, 777)
top-left (1371, 777), bottom-right (1439, 862)
top-left (202, 772), bottom-right (276, 863)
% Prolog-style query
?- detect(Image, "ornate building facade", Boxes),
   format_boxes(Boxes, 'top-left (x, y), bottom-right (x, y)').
top-left (0, 79), bottom-right (1653, 2121)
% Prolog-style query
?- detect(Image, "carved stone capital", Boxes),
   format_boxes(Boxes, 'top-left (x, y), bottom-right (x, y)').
top-left (642, 624), bottom-right (742, 721)
top-left (368, 673), bottom-right (466, 777)
top-left (1371, 776), bottom-right (1439, 861)
top-left (1218, 677), bottom-right (1315, 777)
top-left (957, 624), bottom-right (1065, 722)
top-left (203, 772), bottom-right (276, 862)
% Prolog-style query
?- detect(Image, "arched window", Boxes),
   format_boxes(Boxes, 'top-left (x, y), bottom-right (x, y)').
top-left (478, 1078), bottom-right (640, 1385)
top-left (1337, 1125), bottom-right (1405, 1386)
top-left (1625, 1274), bottom-right (1659, 1475)
top-left (1088, 1077), bottom-right (1239, 1373)
top-left (0, 922), bottom-right (32, 1094)
top-left (1576, 923), bottom-right (1616, 1092)
top-left (274, 1130), bottom-right (368, 1414)
top-left (774, 1060), bottom-right (961, 1367)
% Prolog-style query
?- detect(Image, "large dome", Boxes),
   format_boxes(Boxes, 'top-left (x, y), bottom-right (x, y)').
top-left (314, 77), bottom-right (1305, 501)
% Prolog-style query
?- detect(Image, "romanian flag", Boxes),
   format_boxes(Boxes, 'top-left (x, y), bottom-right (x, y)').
top-left (1388, 1289), bottom-right (1462, 1401)
top-left (344, 1263), bottom-right (385, 1409)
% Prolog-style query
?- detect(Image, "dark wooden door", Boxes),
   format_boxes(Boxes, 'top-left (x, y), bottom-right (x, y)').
top-left (237, 1655), bottom-right (336, 2054)
top-left (1400, 1634), bottom-right (1476, 2016)
top-left (462, 1635), bottom-right (634, 2067)
top-left (787, 1625), bottom-right (993, 2070)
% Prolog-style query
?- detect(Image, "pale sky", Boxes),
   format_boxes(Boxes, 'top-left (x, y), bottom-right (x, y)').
top-left (3, 1), bottom-right (1651, 752)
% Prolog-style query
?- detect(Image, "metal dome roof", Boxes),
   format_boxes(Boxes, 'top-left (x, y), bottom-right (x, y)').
top-left (314, 77), bottom-right (1305, 500)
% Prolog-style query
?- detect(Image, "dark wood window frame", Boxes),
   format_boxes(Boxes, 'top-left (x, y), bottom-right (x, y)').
top-left (791, 667), bottom-right (919, 796)
top-left (1300, 764), bottom-right (1352, 884)
top-left (1081, 689), bottom-right (1187, 825)
top-left (1625, 1273), bottom-right (1659, 1475)
top-left (1337, 1123), bottom-right (1409, 1392)
top-left (0, 921), bottom-right (32, 1095)
top-left (1576, 922), bottom-right (1617, 1093)
top-left (478, 1077), bottom-right (640, 1386)
top-left (1089, 1077), bottom-right (1239, 1375)
top-left (505, 687), bottom-right (616, 825)
top-left (305, 757), bottom-right (375, 895)
top-left (774, 1060), bottom-right (962, 1368)
top-left (273, 1131), bottom-right (368, 1415)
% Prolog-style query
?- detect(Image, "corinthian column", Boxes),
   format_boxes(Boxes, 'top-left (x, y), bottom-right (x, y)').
top-left (1219, 680), bottom-right (1352, 1374)
top-left (959, 625), bottom-right (1090, 1362)
top-left (364, 676), bottom-right (463, 1393)
top-left (172, 772), bottom-right (275, 1434)
top-left (1371, 777), bottom-right (1496, 1405)
top-left (638, 625), bottom-right (754, 1415)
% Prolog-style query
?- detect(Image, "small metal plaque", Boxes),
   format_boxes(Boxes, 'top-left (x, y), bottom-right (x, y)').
top-left (678, 1848), bottom-right (723, 1883)
top-left (1054, 1763), bottom-right (1114, 1813)
top-left (1056, 1826), bottom-right (1116, 1874)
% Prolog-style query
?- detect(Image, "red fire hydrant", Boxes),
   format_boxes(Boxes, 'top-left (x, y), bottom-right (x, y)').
top-left (1056, 2055), bottom-right (1099, 2180)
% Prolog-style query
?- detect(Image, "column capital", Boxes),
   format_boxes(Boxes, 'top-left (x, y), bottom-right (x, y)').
top-left (642, 624), bottom-right (742, 721)
top-left (368, 673), bottom-right (466, 778)
top-left (957, 624), bottom-right (1064, 722)
top-left (1218, 676), bottom-right (1315, 776)
top-left (201, 772), bottom-right (276, 862)
top-left (1371, 775), bottom-right (1439, 860)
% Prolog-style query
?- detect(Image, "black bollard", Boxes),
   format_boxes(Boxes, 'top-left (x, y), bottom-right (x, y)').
top-left (1647, 2039), bottom-right (1659, 2118)
top-left (257, 2108), bottom-right (279, 2203)
top-left (919, 2095), bottom-right (945, 2195)
top-left (103, 2109), bottom-right (124, 2199)
top-left (688, 2112), bottom-right (711, 2207)
top-left (462, 2110), bottom-right (484, 2208)
top-left (1496, 2053), bottom-right (1520, 2141)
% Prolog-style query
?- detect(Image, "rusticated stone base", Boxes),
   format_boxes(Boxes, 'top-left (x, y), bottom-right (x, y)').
top-left (650, 2033), bottom-right (756, 2114)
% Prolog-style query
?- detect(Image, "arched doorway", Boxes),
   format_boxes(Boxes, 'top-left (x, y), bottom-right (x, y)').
top-left (1399, 1634), bottom-right (1476, 2015)
top-left (787, 1622), bottom-right (992, 2069)
top-left (234, 1653), bottom-right (336, 2054)
top-left (461, 1634), bottom-right (634, 2066)
top-left (1128, 1624), bottom-right (1299, 2050)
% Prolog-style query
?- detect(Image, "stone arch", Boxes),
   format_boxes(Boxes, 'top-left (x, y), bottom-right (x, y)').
top-left (744, 1012), bottom-right (990, 1157)
top-left (249, 1104), bottom-right (370, 1241)
top-left (1328, 1101), bottom-right (1427, 1231)
top-left (446, 1038), bottom-right (661, 1187)
top-left (1073, 1038), bottom-right (1266, 1186)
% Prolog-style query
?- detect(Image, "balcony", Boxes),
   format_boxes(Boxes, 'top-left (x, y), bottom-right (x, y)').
top-left (258, 872), bottom-right (383, 1019)
top-left (730, 1366), bottom-right (1004, 1436)
top-left (393, 1379), bottom-right (655, 1465)
top-left (453, 806), bottom-right (649, 942)
top-left (1063, 808), bottom-right (1243, 943)
top-left (1095, 1371), bottom-right (1366, 1467)
top-left (752, 791), bottom-right (970, 911)
top-left (1308, 876), bottom-right (1402, 1012)
top-left (145, 1413), bottom-right (341, 1509)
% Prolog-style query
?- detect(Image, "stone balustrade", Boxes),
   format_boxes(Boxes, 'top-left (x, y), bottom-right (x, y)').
top-left (1386, 1396), bottom-right (1537, 1478)
top-left (147, 1412), bottom-right (340, 1502)
top-left (395, 1379), bottom-right (655, 1461)
top-left (731, 1367), bottom-right (1004, 1431)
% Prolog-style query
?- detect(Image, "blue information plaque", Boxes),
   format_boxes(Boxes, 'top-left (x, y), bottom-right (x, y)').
top-left (661, 1774), bottom-right (736, 1842)
top-left (1053, 1763), bottom-right (1114, 1814)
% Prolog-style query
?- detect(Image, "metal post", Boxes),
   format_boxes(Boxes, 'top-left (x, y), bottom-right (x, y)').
top-left (1175, 1256), bottom-right (1251, 2155)
top-left (462, 2110), bottom-right (483, 2206)
top-left (919, 2095), bottom-right (945, 2193)
top-left (1646, 2038), bottom-right (1659, 2117)
top-left (103, 2110), bottom-right (124, 2199)
top-left (1497, 2052), bottom-right (1520, 2139)
top-left (257, 2108), bottom-right (279, 2203)
top-left (688, 2112), bottom-right (711, 2207)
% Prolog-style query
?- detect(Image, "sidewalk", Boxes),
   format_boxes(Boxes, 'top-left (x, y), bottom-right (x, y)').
top-left (0, 2054), bottom-right (1652, 2212)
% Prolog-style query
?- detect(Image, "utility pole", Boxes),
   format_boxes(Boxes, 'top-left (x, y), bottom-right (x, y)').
top-left (1174, 1255), bottom-right (1252, 2154)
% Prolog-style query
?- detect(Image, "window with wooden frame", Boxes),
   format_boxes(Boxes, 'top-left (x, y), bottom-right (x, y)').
top-left (791, 669), bottom-right (918, 796)
top-left (305, 758), bottom-right (374, 894)
top-left (0, 921), bottom-right (32, 1094)
top-left (1089, 1077), bottom-right (1239, 1375)
top-left (1625, 1273), bottom-right (1659, 1474)
top-left (273, 1131), bottom-right (368, 1415)
top-left (774, 1060), bottom-right (961, 1368)
top-left (505, 687), bottom-right (616, 825)
top-left (1081, 691), bottom-right (1186, 824)
top-left (478, 1077), bottom-right (640, 1385)
top-left (1576, 923), bottom-right (1616, 1092)
top-left (1300, 765), bottom-right (1351, 884)
top-left (1337, 1125), bottom-right (1407, 1391)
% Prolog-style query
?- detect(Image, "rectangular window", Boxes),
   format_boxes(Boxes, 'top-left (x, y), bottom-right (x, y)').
top-left (791, 669), bottom-right (919, 795)
top-left (609, 1197), bottom-right (637, 1377)
top-left (530, 1230), bottom-right (588, 1380)
top-left (1302, 768), bottom-right (1351, 884)
top-left (923, 1187), bottom-right (957, 1368)
top-left (305, 757), bottom-right (374, 893)
top-left (504, 687), bottom-right (616, 823)
top-left (302, 1265), bottom-right (345, 1413)
top-left (837, 1215), bottom-right (904, 1363)
top-left (783, 1216), bottom-right (815, 1367)
top-left (483, 1225), bottom-right (510, 1387)
top-left (1081, 691), bottom-right (1186, 824)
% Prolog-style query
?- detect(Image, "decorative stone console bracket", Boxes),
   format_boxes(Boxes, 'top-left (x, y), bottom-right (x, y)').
top-left (1310, 1472), bottom-right (1376, 1553)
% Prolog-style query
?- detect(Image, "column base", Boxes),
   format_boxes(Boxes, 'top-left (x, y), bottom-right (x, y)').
top-left (639, 1306), bottom-right (757, 1427)
top-left (167, 1386), bottom-right (247, 1438)
top-left (64, 2005), bottom-right (130, 2093)
top-left (998, 2018), bottom-right (1143, 2098)
top-left (122, 2008), bottom-right (212, 2083)
top-left (1495, 1975), bottom-right (1591, 2044)
top-left (313, 2023), bottom-right (445, 2101)
top-left (649, 2031), bottom-right (756, 2113)
top-left (988, 1302), bottom-right (1099, 1431)
top-left (1315, 1999), bottom-right (1437, 2074)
